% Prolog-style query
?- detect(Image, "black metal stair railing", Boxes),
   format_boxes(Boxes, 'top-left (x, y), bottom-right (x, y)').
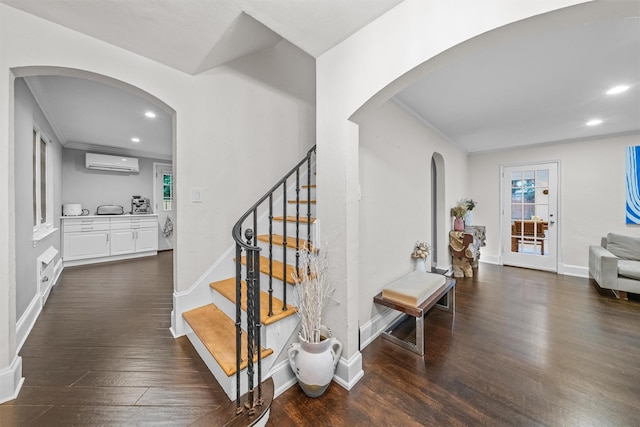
top-left (231, 145), bottom-right (316, 415)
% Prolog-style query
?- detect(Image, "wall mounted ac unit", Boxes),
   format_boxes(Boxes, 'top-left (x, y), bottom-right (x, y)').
top-left (85, 153), bottom-right (139, 173)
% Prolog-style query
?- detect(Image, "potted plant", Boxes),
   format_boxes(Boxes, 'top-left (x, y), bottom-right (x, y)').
top-left (464, 198), bottom-right (477, 226)
top-left (450, 201), bottom-right (468, 231)
top-left (288, 248), bottom-right (342, 398)
top-left (411, 241), bottom-right (431, 272)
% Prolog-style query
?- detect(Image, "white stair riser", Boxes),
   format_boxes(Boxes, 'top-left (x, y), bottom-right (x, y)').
top-left (272, 222), bottom-right (317, 240)
top-left (186, 331), bottom-right (273, 401)
top-left (234, 270), bottom-right (297, 303)
top-left (255, 243), bottom-right (307, 267)
top-left (211, 289), bottom-right (299, 349)
top-left (284, 203), bottom-right (316, 217)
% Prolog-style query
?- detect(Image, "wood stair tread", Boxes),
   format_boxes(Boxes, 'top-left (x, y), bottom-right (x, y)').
top-left (256, 234), bottom-right (315, 251)
top-left (210, 278), bottom-right (297, 326)
top-left (287, 200), bottom-right (316, 204)
top-left (302, 184), bottom-right (316, 188)
top-left (240, 255), bottom-right (301, 285)
top-left (183, 304), bottom-right (273, 377)
top-left (273, 216), bottom-right (316, 224)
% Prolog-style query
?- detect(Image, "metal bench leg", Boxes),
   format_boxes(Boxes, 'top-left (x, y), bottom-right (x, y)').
top-left (381, 314), bottom-right (425, 356)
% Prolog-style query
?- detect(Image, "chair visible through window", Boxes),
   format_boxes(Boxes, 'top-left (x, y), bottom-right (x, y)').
top-left (511, 220), bottom-right (546, 254)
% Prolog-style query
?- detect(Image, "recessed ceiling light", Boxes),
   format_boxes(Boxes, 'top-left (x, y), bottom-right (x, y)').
top-left (145, 111), bottom-right (156, 118)
top-left (586, 119), bottom-right (602, 126)
top-left (131, 137), bottom-right (140, 143)
top-left (606, 85), bottom-right (629, 95)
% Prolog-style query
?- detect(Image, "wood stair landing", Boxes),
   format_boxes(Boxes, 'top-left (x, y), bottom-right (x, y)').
top-left (183, 304), bottom-right (273, 377)
top-left (211, 278), bottom-right (297, 326)
top-left (240, 255), bottom-right (301, 285)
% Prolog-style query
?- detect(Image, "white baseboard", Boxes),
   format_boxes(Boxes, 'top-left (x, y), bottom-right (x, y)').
top-left (479, 254), bottom-right (500, 265)
top-left (0, 356), bottom-right (24, 404)
top-left (561, 264), bottom-right (589, 278)
top-left (268, 359), bottom-right (297, 398)
top-left (16, 294), bottom-right (41, 352)
top-left (17, 261), bottom-right (63, 352)
top-left (359, 307), bottom-right (403, 350)
top-left (63, 251), bottom-right (156, 267)
top-left (333, 351), bottom-right (364, 391)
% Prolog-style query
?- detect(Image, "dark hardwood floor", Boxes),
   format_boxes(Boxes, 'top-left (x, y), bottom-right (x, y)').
top-left (269, 265), bottom-right (640, 426)
top-left (2, 254), bottom-right (639, 426)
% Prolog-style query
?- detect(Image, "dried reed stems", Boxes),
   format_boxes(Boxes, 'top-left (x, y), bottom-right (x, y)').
top-left (292, 248), bottom-right (333, 343)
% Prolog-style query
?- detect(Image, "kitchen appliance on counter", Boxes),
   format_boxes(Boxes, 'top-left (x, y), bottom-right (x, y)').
top-left (63, 203), bottom-right (89, 216)
top-left (96, 205), bottom-right (124, 215)
top-left (132, 196), bottom-right (151, 214)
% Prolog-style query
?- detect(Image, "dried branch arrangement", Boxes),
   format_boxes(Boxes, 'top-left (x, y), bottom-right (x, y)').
top-left (292, 248), bottom-right (334, 343)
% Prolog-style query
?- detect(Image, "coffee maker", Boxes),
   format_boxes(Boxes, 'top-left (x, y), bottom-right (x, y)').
top-left (131, 195), bottom-right (151, 214)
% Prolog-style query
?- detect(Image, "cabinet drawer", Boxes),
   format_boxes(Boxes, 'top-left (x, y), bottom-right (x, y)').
top-left (63, 218), bottom-right (110, 227)
top-left (110, 217), bottom-right (157, 230)
top-left (64, 223), bottom-right (110, 233)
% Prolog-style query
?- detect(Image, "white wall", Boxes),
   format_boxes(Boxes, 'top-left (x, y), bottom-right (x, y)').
top-left (468, 133), bottom-right (640, 276)
top-left (62, 148), bottom-right (169, 214)
top-left (358, 100), bottom-right (467, 327)
top-left (315, 0), bottom-right (586, 385)
top-left (13, 78), bottom-right (63, 321)
top-left (0, 4), bottom-right (315, 402)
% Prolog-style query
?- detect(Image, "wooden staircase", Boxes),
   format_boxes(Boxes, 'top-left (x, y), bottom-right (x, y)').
top-left (181, 146), bottom-right (317, 423)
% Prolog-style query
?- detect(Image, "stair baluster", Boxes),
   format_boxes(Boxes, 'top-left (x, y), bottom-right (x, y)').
top-left (295, 169), bottom-right (301, 283)
top-left (268, 195), bottom-right (274, 317)
top-left (282, 182), bottom-right (288, 312)
top-left (307, 159), bottom-right (312, 248)
top-left (234, 244), bottom-right (242, 414)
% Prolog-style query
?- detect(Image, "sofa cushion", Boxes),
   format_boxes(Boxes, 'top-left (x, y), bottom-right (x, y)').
top-left (619, 260), bottom-right (640, 281)
top-left (606, 233), bottom-right (640, 261)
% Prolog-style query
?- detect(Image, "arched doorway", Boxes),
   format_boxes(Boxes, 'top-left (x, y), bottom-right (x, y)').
top-left (431, 152), bottom-right (446, 272)
top-left (9, 64), bottom-right (177, 362)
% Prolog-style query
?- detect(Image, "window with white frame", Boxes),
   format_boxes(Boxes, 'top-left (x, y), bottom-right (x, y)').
top-left (33, 126), bottom-right (52, 233)
top-left (162, 171), bottom-right (173, 211)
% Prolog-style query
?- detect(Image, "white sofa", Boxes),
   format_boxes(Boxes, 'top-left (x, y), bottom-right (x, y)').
top-left (589, 233), bottom-right (640, 299)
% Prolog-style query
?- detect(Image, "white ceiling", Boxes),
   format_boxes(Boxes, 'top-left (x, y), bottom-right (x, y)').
top-left (4, 0), bottom-right (640, 157)
top-left (24, 75), bottom-right (174, 160)
top-left (394, 1), bottom-right (640, 153)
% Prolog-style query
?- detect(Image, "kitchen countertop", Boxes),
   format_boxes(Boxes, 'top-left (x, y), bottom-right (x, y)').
top-left (61, 213), bottom-right (158, 219)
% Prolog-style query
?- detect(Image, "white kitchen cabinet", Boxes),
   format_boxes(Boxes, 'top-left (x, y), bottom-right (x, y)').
top-left (62, 215), bottom-right (158, 266)
top-left (62, 218), bottom-right (110, 262)
top-left (110, 229), bottom-right (136, 255)
top-left (110, 216), bottom-right (158, 255)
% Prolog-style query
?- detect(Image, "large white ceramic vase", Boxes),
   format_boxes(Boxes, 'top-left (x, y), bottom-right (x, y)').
top-left (288, 325), bottom-right (342, 398)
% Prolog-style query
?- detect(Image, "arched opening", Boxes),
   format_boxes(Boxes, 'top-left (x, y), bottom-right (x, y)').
top-left (9, 65), bottom-right (178, 352)
top-left (431, 152), bottom-right (446, 271)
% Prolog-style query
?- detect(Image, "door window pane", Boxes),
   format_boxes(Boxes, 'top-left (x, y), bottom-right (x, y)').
top-left (163, 172), bottom-right (173, 211)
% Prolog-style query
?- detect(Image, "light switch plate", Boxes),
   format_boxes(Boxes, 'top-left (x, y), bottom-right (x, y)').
top-left (191, 187), bottom-right (203, 203)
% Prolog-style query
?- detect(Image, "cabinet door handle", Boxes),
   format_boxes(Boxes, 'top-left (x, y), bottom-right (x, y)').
top-left (107, 234), bottom-right (109, 242)
top-left (82, 227), bottom-right (94, 231)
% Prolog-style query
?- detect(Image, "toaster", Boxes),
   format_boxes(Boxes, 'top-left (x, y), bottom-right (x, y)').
top-left (96, 205), bottom-right (124, 215)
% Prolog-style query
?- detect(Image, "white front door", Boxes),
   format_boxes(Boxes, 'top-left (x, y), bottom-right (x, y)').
top-left (501, 162), bottom-right (558, 272)
top-left (153, 163), bottom-right (174, 251)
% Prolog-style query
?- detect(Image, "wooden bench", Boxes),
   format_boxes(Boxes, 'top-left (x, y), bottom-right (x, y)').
top-left (373, 272), bottom-right (455, 356)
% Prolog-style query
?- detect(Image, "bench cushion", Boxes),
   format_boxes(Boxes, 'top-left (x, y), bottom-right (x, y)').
top-left (382, 272), bottom-right (446, 307)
